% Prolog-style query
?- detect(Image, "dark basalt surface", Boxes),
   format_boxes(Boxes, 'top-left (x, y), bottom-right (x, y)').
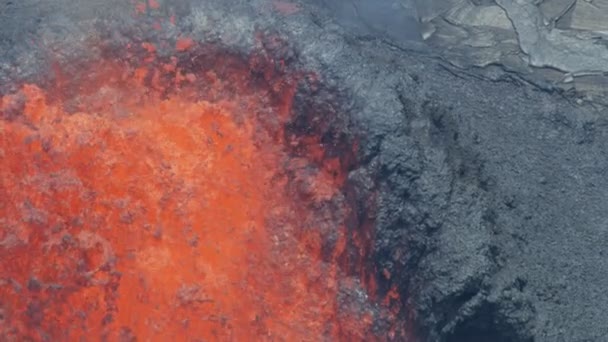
top-left (2, 0), bottom-right (608, 341)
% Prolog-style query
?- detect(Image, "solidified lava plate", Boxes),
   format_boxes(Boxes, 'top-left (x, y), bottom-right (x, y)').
top-left (0, 34), bottom-right (402, 340)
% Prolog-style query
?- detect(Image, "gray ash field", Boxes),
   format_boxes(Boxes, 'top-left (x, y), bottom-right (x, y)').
top-left (2, 0), bottom-right (608, 341)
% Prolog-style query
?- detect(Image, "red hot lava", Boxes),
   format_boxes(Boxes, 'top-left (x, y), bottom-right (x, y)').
top-left (0, 38), bottom-right (403, 341)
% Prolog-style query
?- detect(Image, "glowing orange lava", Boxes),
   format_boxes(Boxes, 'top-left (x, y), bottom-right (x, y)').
top-left (0, 44), bottom-right (385, 341)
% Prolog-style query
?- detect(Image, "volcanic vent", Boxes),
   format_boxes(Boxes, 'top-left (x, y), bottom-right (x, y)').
top-left (0, 26), bottom-right (405, 340)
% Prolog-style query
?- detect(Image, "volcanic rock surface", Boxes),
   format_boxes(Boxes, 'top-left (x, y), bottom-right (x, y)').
top-left (2, 0), bottom-right (608, 342)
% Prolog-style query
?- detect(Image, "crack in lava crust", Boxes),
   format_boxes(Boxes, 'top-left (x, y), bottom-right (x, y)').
top-left (0, 43), bottom-right (386, 341)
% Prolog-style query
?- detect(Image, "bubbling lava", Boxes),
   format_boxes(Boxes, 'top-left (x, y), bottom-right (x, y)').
top-left (0, 43), bottom-right (394, 341)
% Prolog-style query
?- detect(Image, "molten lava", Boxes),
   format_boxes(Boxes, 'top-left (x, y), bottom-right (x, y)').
top-left (0, 42), bottom-right (390, 341)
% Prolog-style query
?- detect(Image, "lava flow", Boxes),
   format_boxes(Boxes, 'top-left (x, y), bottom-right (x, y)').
top-left (0, 40), bottom-right (397, 341)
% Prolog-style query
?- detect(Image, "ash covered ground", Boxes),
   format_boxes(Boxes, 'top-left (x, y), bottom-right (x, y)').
top-left (2, 0), bottom-right (608, 341)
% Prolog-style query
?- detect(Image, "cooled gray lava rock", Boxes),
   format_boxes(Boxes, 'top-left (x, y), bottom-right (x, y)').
top-left (3, 0), bottom-right (608, 341)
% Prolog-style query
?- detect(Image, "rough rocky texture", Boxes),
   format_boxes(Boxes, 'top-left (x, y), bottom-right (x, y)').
top-left (2, 0), bottom-right (608, 341)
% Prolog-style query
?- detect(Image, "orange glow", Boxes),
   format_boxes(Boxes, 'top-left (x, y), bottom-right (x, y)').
top-left (0, 44), bottom-right (390, 340)
top-left (134, 1), bottom-right (147, 14)
top-left (272, 0), bottom-right (302, 15)
top-left (148, 0), bottom-right (160, 10)
top-left (176, 38), bottom-right (194, 52)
